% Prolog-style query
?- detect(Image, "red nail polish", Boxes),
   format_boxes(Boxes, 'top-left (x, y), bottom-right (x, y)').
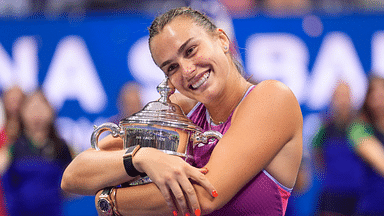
top-left (212, 190), bottom-right (218, 198)
top-left (195, 209), bottom-right (201, 216)
top-left (173, 210), bottom-right (178, 216)
top-left (201, 168), bottom-right (208, 174)
top-left (185, 213), bottom-right (190, 216)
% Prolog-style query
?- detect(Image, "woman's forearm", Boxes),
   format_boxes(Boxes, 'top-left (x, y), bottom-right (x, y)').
top-left (98, 182), bottom-right (215, 216)
top-left (61, 148), bottom-right (134, 195)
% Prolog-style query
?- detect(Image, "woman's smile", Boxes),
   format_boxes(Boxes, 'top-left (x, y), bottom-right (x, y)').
top-left (190, 70), bottom-right (210, 90)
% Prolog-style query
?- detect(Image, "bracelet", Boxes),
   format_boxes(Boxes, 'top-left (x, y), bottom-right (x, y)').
top-left (111, 187), bottom-right (121, 216)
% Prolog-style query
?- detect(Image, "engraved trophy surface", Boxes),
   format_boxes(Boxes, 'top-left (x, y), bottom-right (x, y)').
top-left (91, 78), bottom-right (222, 185)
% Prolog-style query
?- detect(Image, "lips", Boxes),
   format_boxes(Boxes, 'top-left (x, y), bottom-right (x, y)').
top-left (190, 71), bottom-right (210, 90)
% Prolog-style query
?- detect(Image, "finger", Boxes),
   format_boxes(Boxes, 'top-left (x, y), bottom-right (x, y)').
top-left (156, 183), bottom-right (179, 215)
top-left (198, 167), bottom-right (209, 175)
top-left (168, 180), bottom-right (189, 215)
top-left (178, 177), bottom-right (201, 216)
top-left (189, 169), bottom-right (218, 198)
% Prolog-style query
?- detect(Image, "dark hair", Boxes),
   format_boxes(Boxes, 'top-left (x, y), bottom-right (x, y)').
top-left (148, 7), bottom-right (244, 75)
top-left (149, 7), bottom-right (216, 44)
top-left (361, 74), bottom-right (384, 124)
top-left (20, 89), bottom-right (72, 164)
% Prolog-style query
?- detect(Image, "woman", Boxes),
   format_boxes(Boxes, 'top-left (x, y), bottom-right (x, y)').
top-left (2, 90), bottom-right (73, 215)
top-left (348, 75), bottom-right (384, 215)
top-left (312, 81), bottom-right (365, 216)
top-left (62, 7), bottom-right (303, 215)
top-left (1, 86), bottom-right (25, 147)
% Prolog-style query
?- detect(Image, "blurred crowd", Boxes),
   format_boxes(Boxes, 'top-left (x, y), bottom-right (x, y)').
top-left (286, 75), bottom-right (384, 216)
top-left (0, 82), bottom-right (144, 215)
top-left (0, 0), bottom-right (384, 19)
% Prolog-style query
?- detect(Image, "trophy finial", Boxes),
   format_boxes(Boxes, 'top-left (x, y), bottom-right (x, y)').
top-left (157, 77), bottom-right (175, 103)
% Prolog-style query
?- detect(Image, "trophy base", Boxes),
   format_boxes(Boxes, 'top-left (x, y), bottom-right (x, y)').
top-left (128, 176), bottom-right (153, 186)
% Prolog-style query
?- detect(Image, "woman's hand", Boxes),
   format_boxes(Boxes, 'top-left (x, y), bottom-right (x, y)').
top-left (133, 147), bottom-right (217, 215)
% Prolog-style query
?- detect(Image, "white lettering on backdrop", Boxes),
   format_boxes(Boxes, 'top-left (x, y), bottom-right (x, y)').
top-left (306, 32), bottom-right (367, 110)
top-left (246, 32), bottom-right (368, 110)
top-left (372, 31), bottom-right (384, 77)
top-left (0, 36), bottom-right (38, 92)
top-left (245, 33), bottom-right (309, 104)
top-left (128, 36), bottom-right (165, 104)
top-left (42, 35), bottom-right (107, 113)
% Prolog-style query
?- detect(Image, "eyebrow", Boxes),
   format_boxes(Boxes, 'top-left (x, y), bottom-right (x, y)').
top-left (159, 37), bottom-right (194, 69)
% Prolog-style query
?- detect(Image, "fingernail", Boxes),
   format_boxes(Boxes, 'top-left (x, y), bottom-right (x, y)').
top-left (201, 168), bottom-right (208, 174)
top-left (212, 190), bottom-right (218, 198)
top-left (173, 210), bottom-right (178, 216)
top-left (185, 213), bottom-right (190, 216)
top-left (195, 209), bottom-right (201, 216)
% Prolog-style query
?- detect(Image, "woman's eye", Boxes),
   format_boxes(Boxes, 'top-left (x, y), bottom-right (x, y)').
top-left (186, 46), bottom-right (195, 56)
top-left (167, 64), bottom-right (178, 74)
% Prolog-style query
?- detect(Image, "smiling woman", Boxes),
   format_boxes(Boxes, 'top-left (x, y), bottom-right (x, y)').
top-left (61, 7), bottom-right (303, 216)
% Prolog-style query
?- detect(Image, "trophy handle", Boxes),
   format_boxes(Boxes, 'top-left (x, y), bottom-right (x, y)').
top-left (192, 130), bottom-right (223, 148)
top-left (91, 123), bottom-right (124, 150)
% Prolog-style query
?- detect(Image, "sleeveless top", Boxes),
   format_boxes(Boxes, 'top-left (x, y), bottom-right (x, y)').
top-left (349, 121), bottom-right (384, 214)
top-left (186, 86), bottom-right (292, 215)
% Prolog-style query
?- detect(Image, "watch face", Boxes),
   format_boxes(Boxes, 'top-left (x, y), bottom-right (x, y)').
top-left (124, 145), bottom-right (140, 158)
top-left (98, 198), bottom-right (111, 212)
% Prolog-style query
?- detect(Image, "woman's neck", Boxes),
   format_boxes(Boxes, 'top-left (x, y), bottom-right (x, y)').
top-left (207, 76), bottom-right (251, 125)
top-left (375, 118), bottom-right (384, 134)
top-left (25, 129), bottom-right (49, 147)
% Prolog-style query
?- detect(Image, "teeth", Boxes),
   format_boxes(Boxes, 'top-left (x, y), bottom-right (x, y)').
top-left (192, 72), bottom-right (209, 89)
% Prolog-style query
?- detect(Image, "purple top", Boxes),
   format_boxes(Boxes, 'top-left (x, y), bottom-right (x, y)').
top-left (187, 86), bottom-right (292, 215)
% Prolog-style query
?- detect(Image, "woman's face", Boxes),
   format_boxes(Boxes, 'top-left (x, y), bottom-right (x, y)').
top-left (367, 78), bottom-right (384, 116)
top-left (3, 86), bottom-right (24, 117)
top-left (150, 16), bottom-right (231, 104)
top-left (21, 91), bottom-right (54, 133)
top-left (331, 82), bottom-right (351, 123)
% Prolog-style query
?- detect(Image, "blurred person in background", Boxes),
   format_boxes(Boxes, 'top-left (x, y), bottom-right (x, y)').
top-left (1, 89), bottom-right (73, 216)
top-left (263, 0), bottom-right (312, 15)
top-left (312, 80), bottom-right (365, 216)
top-left (1, 86), bottom-right (25, 148)
top-left (0, 86), bottom-right (26, 215)
top-left (110, 81), bottom-right (144, 124)
top-left (348, 75), bottom-right (384, 215)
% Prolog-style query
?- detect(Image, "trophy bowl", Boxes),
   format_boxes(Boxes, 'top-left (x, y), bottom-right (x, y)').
top-left (91, 78), bottom-right (222, 185)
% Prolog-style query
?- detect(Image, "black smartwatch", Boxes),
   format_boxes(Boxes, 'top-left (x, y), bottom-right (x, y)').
top-left (123, 145), bottom-right (145, 177)
top-left (97, 187), bottom-right (114, 216)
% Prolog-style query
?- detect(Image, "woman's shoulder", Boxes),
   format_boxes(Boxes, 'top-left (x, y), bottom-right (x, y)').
top-left (235, 79), bottom-right (302, 124)
top-left (243, 80), bottom-right (299, 107)
top-left (252, 79), bottom-right (292, 94)
top-left (170, 92), bottom-right (198, 114)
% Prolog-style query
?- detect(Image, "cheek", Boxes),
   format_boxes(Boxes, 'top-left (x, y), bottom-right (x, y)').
top-left (168, 75), bottom-right (183, 90)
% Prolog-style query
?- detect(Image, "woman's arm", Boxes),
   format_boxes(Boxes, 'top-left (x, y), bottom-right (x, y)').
top-left (348, 121), bottom-right (384, 177)
top-left (62, 134), bottom-right (216, 212)
top-left (354, 136), bottom-right (384, 177)
top-left (100, 80), bottom-right (303, 215)
top-left (61, 135), bottom-right (133, 195)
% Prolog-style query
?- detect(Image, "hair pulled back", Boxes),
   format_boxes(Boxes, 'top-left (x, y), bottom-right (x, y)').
top-left (148, 7), bottom-right (244, 76)
top-left (149, 7), bottom-right (216, 44)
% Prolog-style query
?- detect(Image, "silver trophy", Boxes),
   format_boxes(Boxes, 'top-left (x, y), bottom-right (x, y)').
top-left (91, 78), bottom-right (222, 185)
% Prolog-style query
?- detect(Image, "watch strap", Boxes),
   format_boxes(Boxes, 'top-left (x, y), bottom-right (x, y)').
top-left (123, 145), bottom-right (144, 177)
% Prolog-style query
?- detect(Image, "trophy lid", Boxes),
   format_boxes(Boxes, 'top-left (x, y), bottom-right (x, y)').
top-left (120, 78), bottom-right (200, 131)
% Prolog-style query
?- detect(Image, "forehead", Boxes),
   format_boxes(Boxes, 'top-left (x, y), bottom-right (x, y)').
top-left (150, 16), bottom-right (213, 64)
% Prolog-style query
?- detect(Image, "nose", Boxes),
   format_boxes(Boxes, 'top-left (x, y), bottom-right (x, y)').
top-left (180, 59), bottom-right (195, 78)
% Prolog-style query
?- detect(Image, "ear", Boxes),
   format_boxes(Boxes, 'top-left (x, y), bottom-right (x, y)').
top-left (216, 28), bottom-right (230, 52)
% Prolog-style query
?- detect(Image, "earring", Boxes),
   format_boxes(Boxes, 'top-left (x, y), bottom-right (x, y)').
top-left (224, 46), bottom-right (228, 50)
